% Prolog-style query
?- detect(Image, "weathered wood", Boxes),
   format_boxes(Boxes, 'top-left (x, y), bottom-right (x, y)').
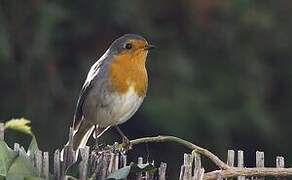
top-left (137, 157), bottom-right (143, 180)
top-left (146, 160), bottom-right (155, 180)
top-left (14, 143), bottom-right (20, 153)
top-left (227, 150), bottom-right (235, 167)
top-left (120, 153), bottom-right (127, 168)
top-left (107, 152), bottom-right (115, 174)
top-left (179, 153), bottom-right (193, 180)
top-left (64, 127), bottom-right (75, 165)
top-left (61, 128), bottom-right (76, 178)
top-left (185, 153), bottom-right (193, 179)
top-left (216, 173), bottom-right (223, 180)
top-left (42, 152), bottom-right (49, 179)
top-left (237, 150), bottom-right (245, 180)
top-left (19, 146), bottom-right (27, 157)
top-left (79, 146), bottom-right (89, 180)
top-left (96, 152), bottom-right (111, 180)
top-left (68, 127), bottom-right (74, 147)
top-left (256, 151), bottom-right (265, 180)
top-left (158, 162), bottom-right (167, 180)
top-left (193, 153), bottom-right (204, 180)
top-left (54, 149), bottom-right (61, 180)
top-left (276, 156), bottom-right (285, 168)
top-left (204, 167), bottom-right (292, 180)
top-left (0, 123), bottom-right (4, 140)
top-left (89, 151), bottom-right (97, 175)
top-left (194, 168), bottom-right (204, 180)
top-left (35, 150), bottom-right (43, 176)
top-left (29, 151), bottom-right (36, 167)
top-left (194, 153), bottom-right (201, 170)
top-left (113, 152), bottom-right (119, 171)
top-left (179, 165), bottom-right (186, 180)
top-left (276, 156), bottom-right (285, 180)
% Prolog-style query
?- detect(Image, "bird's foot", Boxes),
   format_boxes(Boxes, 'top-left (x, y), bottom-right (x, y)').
top-left (121, 136), bottom-right (132, 152)
top-left (93, 138), bottom-right (104, 152)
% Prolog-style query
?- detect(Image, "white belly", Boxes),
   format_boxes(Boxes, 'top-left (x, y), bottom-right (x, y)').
top-left (96, 86), bottom-right (144, 127)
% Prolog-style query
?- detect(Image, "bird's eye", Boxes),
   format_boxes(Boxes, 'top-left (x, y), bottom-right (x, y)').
top-left (125, 43), bottom-right (132, 50)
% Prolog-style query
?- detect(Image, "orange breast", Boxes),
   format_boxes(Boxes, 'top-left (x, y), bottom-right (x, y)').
top-left (108, 51), bottom-right (148, 97)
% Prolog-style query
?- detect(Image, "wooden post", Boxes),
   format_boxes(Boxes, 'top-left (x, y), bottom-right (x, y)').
top-left (276, 156), bottom-right (285, 180)
top-left (107, 152), bottom-right (115, 174)
top-left (113, 152), bottom-right (119, 171)
top-left (179, 153), bottom-right (193, 180)
top-left (137, 157), bottom-right (143, 180)
top-left (35, 150), bottom-right (43, 176)
top-left (226, 150), bottom-right (234, 180)
top-left (216, 174), bottom-right (223, 180)
top-left (146, 160), bottom-right (155, 180)
top-left (120, 153), bottom-right (127, 168)
top-left (179, 165), bottom-right (185, 180)
top-left (237, 150), bottom-right (245, 180)
top-left (276, 156), bottom-right (285, 168)
top-left (0, 123), bottom-right (4, 140)
top-left (185, 153), bottom-right (193, 178)
top-left (96, 152), bottom-right (111, 180)
top-left (256, 151), bottom-right (265, 180)
top-left (54, 149), bottom-right (61, 180)
top-left (227, 150), bottom-right (235, 167)
top-left (158, 162), bottom-right (167, 180)
top-left (14, 143), bottom-right (20, 153)
top-left (42, 152), bottom-right (49, 179)
top-left (89, 151), bottom-right (97, 175)
top-left (61, 127), bottom-right (76, 177)
top-left (193, 153), bottom-right (204, 180)
top-left (79, 146), bottom-right (89, 180)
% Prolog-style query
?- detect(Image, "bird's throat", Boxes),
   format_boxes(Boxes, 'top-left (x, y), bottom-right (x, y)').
top-left (108, 52), bottom-right (148, 97)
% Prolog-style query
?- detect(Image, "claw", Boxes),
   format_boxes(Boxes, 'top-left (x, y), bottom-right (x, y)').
top-left (122, 136), bottom-right (132, 151)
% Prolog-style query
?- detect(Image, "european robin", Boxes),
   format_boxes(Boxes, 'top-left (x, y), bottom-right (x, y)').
top-left (72, 34), bottom-right (155, 150)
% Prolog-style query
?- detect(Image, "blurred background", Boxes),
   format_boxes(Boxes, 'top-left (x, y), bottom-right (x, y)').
top-left (1, 0), bottom-right (292, 178)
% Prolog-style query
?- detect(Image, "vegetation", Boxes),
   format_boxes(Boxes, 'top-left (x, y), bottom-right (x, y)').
top-left (1, 0), bottom-right (292, 177)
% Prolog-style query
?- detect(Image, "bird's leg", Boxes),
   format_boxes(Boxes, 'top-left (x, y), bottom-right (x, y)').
top-left (93, 125), bottom-right (100, 151)
top-left (114, 126), bottom-right (132, 151)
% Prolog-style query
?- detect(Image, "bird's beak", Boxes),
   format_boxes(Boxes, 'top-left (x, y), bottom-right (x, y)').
top-left (144, 44), bottom-right (156, 51)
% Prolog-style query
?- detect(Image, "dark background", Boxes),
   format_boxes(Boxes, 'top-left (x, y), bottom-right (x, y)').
top-left (1, 0), bottom-right (292, 178)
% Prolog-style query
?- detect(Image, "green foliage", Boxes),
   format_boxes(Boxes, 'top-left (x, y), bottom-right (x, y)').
top-left (27, 136), bottom-right (39, 156)
top-left (0, 139), bottom-right (45, 180)
top-left (1, 119), bottom-right (156, 179)
top-left (0, 140), bottom-right (17, 176)
top-left (4, 118), bottom-right (33, 136)
top-left (106, 162), bottom-right (156, 180)
top-left (0, 119), bottom-right (46, 180)
top-left (2, 1), bottom-right (292, 178)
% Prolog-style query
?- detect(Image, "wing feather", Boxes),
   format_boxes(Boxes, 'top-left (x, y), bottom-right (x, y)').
top-left (73, 57), bottom-right (105, 129)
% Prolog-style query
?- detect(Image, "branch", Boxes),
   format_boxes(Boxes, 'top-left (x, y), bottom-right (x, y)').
top-left (130, 135), bottom-right (230, 170)
top-left (203, 167), bottom-right (292, 180)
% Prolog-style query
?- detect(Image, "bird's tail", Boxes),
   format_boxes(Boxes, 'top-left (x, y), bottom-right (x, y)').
top-left (72, 121), bottom-right (95, 150)
top-left (60, 121), bottom-right (94, 161)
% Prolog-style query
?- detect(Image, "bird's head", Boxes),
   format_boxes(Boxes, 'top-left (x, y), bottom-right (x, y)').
top-left (108, 34), bottom-right (155, 63)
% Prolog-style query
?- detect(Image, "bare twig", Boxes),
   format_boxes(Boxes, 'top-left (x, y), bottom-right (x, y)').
top-left (130, 135), bottom-right (229, 170)
top-left (203, 168), bottom-right (292, 180)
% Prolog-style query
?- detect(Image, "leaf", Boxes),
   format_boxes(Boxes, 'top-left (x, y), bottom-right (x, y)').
top-left (132, 163), bottom-right (156, 173)
top-left (106, 166), bottom-right (131, 180)
top-left (27, 136), bottom-right (39, 156)
top-left (4, 118), bottom-right (33, 135)
top-left (106, 162), bottom-right (156, 180)
top-left (7, 154), bottom-right (39, 178)
top-left (0, 140), bottom-right (17, 176)
top-left (24, 177), bottom-right (46, 180)
top-left (65, 159), bottom-right (80, 178)
top-left (6, 176), bottom-right (46, 180)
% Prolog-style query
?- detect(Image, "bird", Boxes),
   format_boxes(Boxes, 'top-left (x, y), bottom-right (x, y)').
top-left (72, 34), bottom-right (155, 151)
